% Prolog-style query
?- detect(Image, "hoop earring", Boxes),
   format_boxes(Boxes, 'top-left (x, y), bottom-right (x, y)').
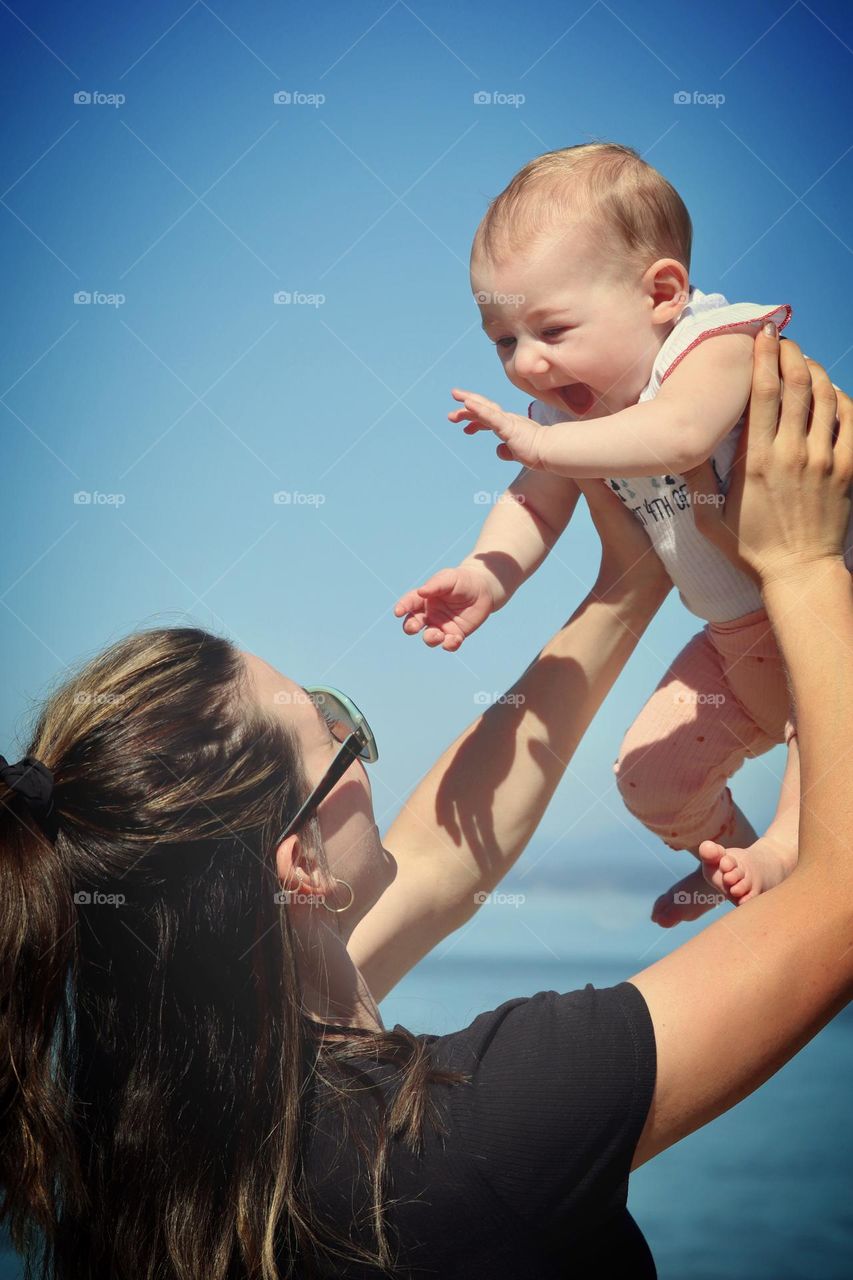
top-left (321, 876), bottom-right (354, 913)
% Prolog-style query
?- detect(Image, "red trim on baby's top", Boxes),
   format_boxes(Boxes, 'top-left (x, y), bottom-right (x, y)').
top-left (659, 304), bottom-right (792, 386)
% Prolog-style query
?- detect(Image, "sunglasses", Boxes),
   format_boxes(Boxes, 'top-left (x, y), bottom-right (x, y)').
top-left (275, 685), bottom-right (378, 844)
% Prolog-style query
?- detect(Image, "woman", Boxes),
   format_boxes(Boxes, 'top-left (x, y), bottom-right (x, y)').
top-left (1, 327), bottom-right (850, 1278)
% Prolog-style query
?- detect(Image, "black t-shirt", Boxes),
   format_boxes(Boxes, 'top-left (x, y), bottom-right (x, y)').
top-left (300, 980), bottom-right (658, 1278)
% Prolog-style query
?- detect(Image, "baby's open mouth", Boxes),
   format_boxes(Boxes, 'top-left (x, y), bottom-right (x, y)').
top-left (556, 382), bottom-right (596, 414)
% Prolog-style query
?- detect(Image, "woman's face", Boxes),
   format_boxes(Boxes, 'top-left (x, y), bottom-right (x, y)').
top-left (240, 652), bottom-right (396, 934)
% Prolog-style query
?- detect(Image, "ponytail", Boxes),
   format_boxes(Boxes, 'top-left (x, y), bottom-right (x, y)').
top-left (0, 764), bottom-right (87, 1255)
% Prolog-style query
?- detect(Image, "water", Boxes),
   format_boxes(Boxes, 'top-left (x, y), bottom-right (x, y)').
top-left (3, 890), bottom-right (851, 1279)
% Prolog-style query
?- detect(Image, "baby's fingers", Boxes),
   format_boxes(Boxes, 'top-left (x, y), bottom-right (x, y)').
top-left (421, 626), bottom-right (447, 648)
top-left (393, 589), bottom-right (426, 617)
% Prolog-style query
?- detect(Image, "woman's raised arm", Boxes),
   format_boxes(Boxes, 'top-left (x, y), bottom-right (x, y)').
top-left (629, 328), bottom-right (853, 1169)
top-left (349, 480), bottom-right (671, 999)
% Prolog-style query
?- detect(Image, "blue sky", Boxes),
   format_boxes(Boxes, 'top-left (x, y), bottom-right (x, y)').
top-left (2, 0), bottom-right (852, 892)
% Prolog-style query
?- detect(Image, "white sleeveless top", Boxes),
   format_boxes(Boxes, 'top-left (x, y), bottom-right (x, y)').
top-left (529, 286), bottom-right (853, 624)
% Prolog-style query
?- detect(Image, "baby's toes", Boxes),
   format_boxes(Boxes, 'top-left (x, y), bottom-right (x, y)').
top-left (729, 865), bottom-right (754, 900)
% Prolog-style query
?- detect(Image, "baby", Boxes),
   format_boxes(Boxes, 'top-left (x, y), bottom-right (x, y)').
top-left (394, 141), bottom-right (853, 927)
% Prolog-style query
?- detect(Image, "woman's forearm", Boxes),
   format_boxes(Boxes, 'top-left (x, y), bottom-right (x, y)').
top-left (382, 569), bottom-right (670, 912)
top-left (762, 558), bottom-right (853, 884)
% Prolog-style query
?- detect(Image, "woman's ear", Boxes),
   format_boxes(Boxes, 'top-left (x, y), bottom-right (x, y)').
top-left (276, 833), bottom-right (331, 898)
top-left (275, 832), bottom-right (304, 889)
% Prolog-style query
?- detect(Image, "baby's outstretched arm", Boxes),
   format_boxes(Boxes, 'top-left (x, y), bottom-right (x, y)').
top-left (452, 333), bottom-right (756, 479)
top-left (460, 467), bottom-right (581, 603)
top-left (394, 468), bottom-right (580, 650)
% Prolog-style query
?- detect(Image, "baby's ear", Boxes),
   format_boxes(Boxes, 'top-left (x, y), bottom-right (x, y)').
top-left (645, 258), bottom-right (689, 321)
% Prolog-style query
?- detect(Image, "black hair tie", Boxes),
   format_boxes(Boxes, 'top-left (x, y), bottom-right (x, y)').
top-left (0, 754), bottom-right (60, 844)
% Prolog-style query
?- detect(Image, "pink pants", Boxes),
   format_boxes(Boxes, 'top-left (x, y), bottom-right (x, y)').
top-left (613, 608), bottom-right (796, 851)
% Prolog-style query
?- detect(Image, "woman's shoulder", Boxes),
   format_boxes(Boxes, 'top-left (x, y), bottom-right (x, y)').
top-left (418, 979), bottom-right (654, 1078)
top-left (405, 981), bottom-right (657, 1231)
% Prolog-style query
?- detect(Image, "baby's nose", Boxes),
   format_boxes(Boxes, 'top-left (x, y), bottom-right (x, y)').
top-left (513, 342), bottom-right (550, 378)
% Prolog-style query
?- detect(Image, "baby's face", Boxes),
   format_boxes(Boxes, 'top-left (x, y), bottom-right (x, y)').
top-left (472, 223), bottom-right (669, 418)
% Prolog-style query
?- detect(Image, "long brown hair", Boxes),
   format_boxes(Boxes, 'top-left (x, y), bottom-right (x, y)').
top-left (0, 626), bottom-right (469, 1278)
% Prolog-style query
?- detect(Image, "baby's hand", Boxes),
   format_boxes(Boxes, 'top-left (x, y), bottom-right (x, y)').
top-left (449, 388), bottom-right (547, 469)
top-left (393, 564), bottom-right (497, 651)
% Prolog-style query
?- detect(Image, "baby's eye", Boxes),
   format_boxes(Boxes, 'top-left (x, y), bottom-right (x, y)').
top-left (542, 327), bottom-right (571, 338)
top-left (495, 337), bottom-right (515, 350)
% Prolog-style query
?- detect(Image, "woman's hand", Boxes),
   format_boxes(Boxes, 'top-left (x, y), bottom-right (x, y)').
top-left (683, 327), bottom-right (853, 590)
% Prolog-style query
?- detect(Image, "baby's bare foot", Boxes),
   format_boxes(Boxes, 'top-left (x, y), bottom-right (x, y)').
top-left (651, 866), bottom-right (725, 928)
top-left (698, 832), bottom-right (799, 908)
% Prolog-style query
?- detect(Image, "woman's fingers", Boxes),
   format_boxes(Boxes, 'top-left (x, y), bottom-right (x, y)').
top-left (775, 337), bottom-right (814, 449)
top-left (801, 357), bottom-right (838, 457)
top-left (832, 381), bottom-right (853, 481)
top-left (742, 326), bottom-right (783, 465)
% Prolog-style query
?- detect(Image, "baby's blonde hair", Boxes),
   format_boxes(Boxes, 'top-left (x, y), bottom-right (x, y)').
top-left (472, 141), bottom-right (692, 281)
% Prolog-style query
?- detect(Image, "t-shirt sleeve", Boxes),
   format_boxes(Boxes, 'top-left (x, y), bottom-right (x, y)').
top-left (446, 980), bottom-right (656, 1233)
top-left (657, 300), bottom-right (792, 389)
